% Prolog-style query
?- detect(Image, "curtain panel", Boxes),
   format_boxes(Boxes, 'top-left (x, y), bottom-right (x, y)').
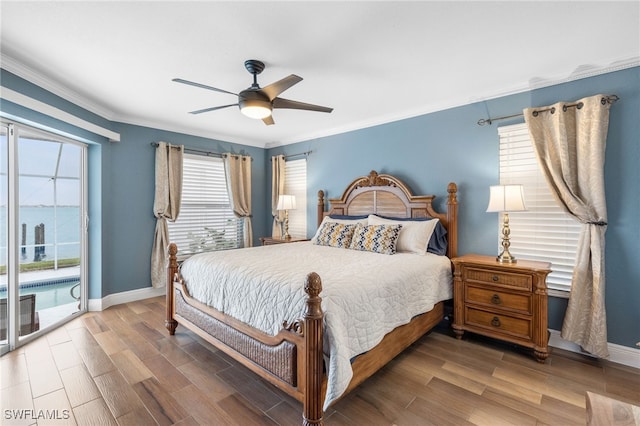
top-left (151, 142), bottom-right (183, 288)
top-left (271, 155), bottom-right (286, 238)
top-left (524, 94), bottom-right (612, 358)
top-left (224, 154), bottom-right (253, 247)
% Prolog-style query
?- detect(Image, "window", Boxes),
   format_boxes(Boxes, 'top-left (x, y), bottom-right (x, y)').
top-left (167, 154), bottom-right (241, 255)
top-left (498, 123), bottom-right (581, 292)
top-left (284, 158), bottom-right (307, 238)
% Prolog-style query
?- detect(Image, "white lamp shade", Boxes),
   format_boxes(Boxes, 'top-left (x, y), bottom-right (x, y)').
top-left (486, 185), bottom-right (526, 212)
top-left (277, 194), bottom-right (296, 210)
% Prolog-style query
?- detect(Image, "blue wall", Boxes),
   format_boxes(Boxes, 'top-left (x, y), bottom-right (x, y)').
top-left (268, 66), bottom-right (640, 349)
top-left (1, 66), bottom-right (638, 349)
top-left (1, 69), bottom-right (268, 300)
top-left (102, 123), bottom-right (267, 298)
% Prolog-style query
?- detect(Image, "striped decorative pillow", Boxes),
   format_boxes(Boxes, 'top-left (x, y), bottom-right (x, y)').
top-left (312, 222), bottom-right (356, 248)
top-left (348, 223), bottom-right (403, 255)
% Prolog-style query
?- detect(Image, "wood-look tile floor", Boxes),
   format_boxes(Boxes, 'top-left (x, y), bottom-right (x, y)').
top-left (1, 296), bottom-right (639, 425)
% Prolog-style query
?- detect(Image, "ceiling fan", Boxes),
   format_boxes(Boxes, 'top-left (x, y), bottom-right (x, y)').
top-left (173, 59), bottom-right (333, 126)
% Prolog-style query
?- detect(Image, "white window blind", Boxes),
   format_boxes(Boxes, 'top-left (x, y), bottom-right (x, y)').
top-left (498, 123), bottom-right (581, 292)
top-left (167, 153), bottom-right (241, 256)
top-left (284, 158), bottom-right (307, 238)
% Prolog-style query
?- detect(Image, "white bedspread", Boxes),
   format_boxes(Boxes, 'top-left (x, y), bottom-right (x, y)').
top-left (179, 242), bottom-right (452, 409)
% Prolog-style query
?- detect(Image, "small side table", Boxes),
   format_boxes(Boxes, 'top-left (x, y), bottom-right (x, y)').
top-left (260, 236), bottom-right (309, 246)
top-left (451, 254), bottom-right (551, 363)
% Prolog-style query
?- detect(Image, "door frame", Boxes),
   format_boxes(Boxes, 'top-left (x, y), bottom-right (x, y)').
top-left (1, 120), bottom-right (88, 353)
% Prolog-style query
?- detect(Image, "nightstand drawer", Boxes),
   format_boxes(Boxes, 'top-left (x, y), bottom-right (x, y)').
top-left (466, 286), bottom-right (531, 315)
top-left (465, 307), bottom-right (532, 340)
top-left (465, 268), bottom-right (532, 291)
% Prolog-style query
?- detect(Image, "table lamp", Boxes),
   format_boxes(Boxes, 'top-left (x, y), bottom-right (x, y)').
top-left (276, 194), bottom-right (296, 239)
top-left (486, 184), bottom-right (526, 263)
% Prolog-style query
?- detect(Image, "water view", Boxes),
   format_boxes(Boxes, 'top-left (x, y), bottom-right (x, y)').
top-left (0, 206), bottom-right (80, 264)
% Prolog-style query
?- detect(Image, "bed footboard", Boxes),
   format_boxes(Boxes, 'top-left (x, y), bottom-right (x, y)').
top-left (165, 243), bottom-right (325, 425)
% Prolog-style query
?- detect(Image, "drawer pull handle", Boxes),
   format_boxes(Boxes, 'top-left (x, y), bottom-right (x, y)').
top-left (491, 316), bottom-right (501, 327)
top-left (492, 275), bottom-right (499, 282)
top-left (491, 294), bottom-right (501, 305)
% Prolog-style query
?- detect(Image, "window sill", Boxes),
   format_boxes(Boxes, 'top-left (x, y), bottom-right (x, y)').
top-left (548, 288), bottom-right (570, 299)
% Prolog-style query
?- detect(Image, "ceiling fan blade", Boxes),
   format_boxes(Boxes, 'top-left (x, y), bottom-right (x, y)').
top-left (173, 78), bottom-right (237, 96)
top-left (189, 104), bottom-right (238, 114)
top-left (262, 115), bottom-right (275, 126)
top-left (272, 97), bottom-right (333, 113)
top-left (261, 75), bottom-right (303, 100)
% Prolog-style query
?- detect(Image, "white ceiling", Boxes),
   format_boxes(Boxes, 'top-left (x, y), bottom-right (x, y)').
top-left (1, 1), bottom-right (638, 148)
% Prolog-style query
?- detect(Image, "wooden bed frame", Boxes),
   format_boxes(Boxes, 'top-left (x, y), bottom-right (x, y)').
top-left (166, 170), bottom-right (458, 425)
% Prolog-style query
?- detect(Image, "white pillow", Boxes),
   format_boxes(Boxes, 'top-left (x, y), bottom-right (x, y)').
top-left (367, 214), bottom-right (439, 255)
top-left (311, 215), bottom-right (369, 243)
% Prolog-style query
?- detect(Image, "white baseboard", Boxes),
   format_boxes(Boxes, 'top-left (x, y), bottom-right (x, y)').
top-left (549, 329), bottom-right (640, 369)
top-left (88, 286), bottom-right (165, 311)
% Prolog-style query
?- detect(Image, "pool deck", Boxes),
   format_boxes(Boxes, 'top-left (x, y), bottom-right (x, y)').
top-left (1, 267), bottom-right (81, 331)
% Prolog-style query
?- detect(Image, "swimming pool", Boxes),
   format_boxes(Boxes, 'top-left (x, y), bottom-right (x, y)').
top-left (0, 277), bottom-right (79, 311)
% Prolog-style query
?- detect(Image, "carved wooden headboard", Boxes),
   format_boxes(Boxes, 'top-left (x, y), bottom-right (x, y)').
top-left (317, 170), bottom-right (458, 258)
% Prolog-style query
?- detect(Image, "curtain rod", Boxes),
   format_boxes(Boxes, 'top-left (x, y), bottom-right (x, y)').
top-left (477, 95), bottom-right (619, 126)
top-left (270, 150), bottom-right (312, 161)
top-left (150, 142), bottom-right (251, 159)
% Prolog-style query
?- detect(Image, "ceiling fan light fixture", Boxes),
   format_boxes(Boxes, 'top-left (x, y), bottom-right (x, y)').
top-left (238, 90), bottom-right (272, 119)
top-left (240, 102), bottom-right (272, 119)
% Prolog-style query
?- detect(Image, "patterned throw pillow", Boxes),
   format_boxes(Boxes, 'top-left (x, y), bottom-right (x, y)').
top-left (348, 223), bottom-right (403, 255)
top-left (367, 214), bottom-right (439, 255)
top-left (312, 222), bottom-right (357, 248)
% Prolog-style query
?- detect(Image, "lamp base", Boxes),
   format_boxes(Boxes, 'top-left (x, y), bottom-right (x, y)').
top-left (496, 251), bottom-right (517, 264)
top-left (497, 212), bottom-right (517, 263)
top-left (281, 211), bottom-right (290, 240)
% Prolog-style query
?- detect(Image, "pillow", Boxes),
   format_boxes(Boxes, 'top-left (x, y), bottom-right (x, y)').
top-left (368, 215), bottom-right (439, 255)
top-left (373, 214), bottom-right (448, 256)
top-left (312, 222), bottom-right (357, 248)
top-left (311, 215), bottom-right (368, 243)
top-left (427, 221), bottom-right (448, 256)
top-left (348, 223), bottom-right (403, 255)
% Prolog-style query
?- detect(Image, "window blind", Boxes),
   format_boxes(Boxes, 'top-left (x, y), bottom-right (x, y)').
top-left (284, 158), bottom-right (307, 238)
top-left (167, 153), bottom-right (241, 255)
top-left (498, 123), bottom-right (581, 292)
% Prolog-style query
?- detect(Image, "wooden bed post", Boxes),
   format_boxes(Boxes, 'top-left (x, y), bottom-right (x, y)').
top-left (303, 272), bottom-right (324, 426)
top-left (166, 243), bottom-right (179, 335)
top-left (317, 190), bottom-right (325, 228)
top-left (447, 182), bottom-right (459, 259)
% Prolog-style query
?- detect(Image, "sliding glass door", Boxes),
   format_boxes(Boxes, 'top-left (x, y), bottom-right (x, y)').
top-left (1, 122), bottom-right (87, 353)
top-left (1, 125), bottom-right (8, 355)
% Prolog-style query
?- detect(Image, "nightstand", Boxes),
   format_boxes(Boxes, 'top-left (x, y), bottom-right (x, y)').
top-left (260, 236), bottom-right (309, 246)
top-left (451, 254), bottom-right (552, 363)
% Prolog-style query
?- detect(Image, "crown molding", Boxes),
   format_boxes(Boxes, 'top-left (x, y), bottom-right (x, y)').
top-left (268, 57), bottom-right (640, 148)
top-left (1, 52), bottom-right (117, 121)
top-left (111, 115), bottom-right (268, 149)
top-left (469, 57), bottom-right (640, 104)
top-left (3, 52), bottom-right (638, 150)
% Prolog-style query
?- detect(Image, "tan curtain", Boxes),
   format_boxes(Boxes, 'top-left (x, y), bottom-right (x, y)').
top-left (151, 142), bottom-right (183, 288)
top-left (271, 155), bottom-right (286, 238)
top-left (224, 154), bottom-right (253, 247)
top-left (524, 94), bottom-right (612, 358)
